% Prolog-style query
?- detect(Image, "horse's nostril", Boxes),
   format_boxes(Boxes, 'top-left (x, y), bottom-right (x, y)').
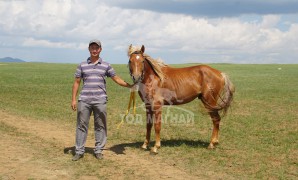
top-left (132, 75), bottom-right (140, 83)
top-left (132, 76), bottom-right (137, 82)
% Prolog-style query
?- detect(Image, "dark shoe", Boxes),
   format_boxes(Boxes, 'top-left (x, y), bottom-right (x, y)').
top-left (72, 154), bottom-right (83, 161)
top-left (95, 153), bottom-right (103, 160)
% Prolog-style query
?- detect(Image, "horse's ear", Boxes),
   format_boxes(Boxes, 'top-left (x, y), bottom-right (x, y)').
top-left (129, 44), bottom-right (132, 50)
top-left (141, 45), bottom-right (145, 53)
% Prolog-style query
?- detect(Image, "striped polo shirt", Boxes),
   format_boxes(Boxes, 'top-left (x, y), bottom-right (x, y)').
top-left (74, 57), bottom-right (116, 103)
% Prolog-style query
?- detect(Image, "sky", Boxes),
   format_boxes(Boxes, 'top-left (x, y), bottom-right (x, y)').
top-left (0, 0), bottom-right (298, 64)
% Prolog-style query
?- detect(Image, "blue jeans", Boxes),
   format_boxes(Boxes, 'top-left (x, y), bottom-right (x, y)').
top-left (75, 101), bottom-right (107, 155)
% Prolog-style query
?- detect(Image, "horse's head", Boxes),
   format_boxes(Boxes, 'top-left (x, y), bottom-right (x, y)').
top-left (128, 44), bottom-right (146, 83)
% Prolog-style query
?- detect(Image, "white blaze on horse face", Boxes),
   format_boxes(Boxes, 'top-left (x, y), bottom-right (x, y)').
top-left (135, 63), bottom-right (138, 74)
top-left (134, 55), bottom-right (140, 75)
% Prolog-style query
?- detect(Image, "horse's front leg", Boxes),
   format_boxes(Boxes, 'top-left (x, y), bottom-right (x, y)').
top-left (151, 104), bottom-right (162, 154)
top-left (142, 107), bottom-right (153, 150)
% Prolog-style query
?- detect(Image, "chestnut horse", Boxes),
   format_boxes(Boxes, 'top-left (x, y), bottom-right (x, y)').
top-left (128, 45), bottom-right (235, 154)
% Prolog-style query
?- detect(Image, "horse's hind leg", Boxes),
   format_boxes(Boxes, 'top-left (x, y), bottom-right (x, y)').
top-left (208, 111), bottom-right (221, 149)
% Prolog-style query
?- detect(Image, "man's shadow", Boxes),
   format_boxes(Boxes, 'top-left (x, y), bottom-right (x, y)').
top-left (64, 139), bottom-right (209, 155)
top-left (108, 139), bottom-right (209, 155)
top-left (64, 146), bottom-right (95, 155)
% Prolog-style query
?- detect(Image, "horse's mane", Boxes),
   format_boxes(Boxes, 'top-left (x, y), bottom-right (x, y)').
top-left (128, 45), bottom-right (167, 82)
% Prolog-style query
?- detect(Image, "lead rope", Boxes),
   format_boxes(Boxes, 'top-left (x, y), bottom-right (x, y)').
top-left (117, 85), bottom-right (138, 129)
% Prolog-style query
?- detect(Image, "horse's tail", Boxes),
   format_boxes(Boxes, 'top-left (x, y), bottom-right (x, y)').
top-left (218, 73), bottom-right (235, 116)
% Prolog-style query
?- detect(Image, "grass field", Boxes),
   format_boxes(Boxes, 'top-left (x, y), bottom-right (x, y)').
top-left (0, 62), bottom-right (297, 179)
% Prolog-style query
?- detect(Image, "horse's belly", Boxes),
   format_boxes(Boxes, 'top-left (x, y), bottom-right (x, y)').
top-left (163, 93), bottom-right (198, 105)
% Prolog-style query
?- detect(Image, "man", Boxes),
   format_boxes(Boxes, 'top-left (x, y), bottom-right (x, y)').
top-left (71, 39), bottom-right (132, 161)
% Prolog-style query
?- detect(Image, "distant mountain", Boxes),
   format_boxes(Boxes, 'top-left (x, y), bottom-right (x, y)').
top-left (0, 57), bottom-right (26, 63)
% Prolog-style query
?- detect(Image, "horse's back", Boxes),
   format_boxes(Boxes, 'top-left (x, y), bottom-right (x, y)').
top-left (163, 64), bottom-right (222, 82)
top-left (158, 64), bottom-right (222, 105)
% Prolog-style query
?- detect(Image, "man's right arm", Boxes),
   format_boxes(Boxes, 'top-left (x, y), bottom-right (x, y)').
top-left (71, 77), bottom-right (81, 111)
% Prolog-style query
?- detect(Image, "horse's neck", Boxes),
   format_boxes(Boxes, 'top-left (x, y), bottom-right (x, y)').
top-left (143, 59), bottom-right (160, 84)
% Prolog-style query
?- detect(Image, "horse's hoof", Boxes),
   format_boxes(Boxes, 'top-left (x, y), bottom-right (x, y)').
top-left (208, 144), bottom-right (215, 149)
top-left (141, 145), bottom-right (148, 150)
top-left (150, 147), bottom-right (158, 155)
top-left (141, 147), bottom-right (148, 151)
top-left (150, 151), bottom-right (158, 155)
top-left (208, 142), bottom-right (218, 149)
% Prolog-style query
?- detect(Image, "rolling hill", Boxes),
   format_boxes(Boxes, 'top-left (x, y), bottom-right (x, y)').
top-left (0, 57), bottom-right (26, 63)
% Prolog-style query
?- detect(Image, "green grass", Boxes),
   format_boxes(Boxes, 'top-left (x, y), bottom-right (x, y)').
top-left (0, 62), bottom-right (297, 179)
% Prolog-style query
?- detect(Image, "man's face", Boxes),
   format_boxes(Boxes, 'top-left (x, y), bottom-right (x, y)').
top-left (89, 44), bottom-right (101, 57)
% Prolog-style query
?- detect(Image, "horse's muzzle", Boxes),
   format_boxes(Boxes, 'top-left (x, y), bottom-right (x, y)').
top-left (132, 75), bottom-right (142, 83)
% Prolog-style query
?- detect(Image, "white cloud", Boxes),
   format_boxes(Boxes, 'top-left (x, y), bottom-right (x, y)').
top-left (0, 0), bottom-right (70, 36)
top-left (22, 37), bottom-right (84, 49)
top-left (261, 15), bottom-right (281, 28)
top-left (0, 0), bottom-right (297, 63)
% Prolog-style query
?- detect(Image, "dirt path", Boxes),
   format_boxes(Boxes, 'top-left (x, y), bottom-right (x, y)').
top-left (0, 110), bottom-right (202, 180)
